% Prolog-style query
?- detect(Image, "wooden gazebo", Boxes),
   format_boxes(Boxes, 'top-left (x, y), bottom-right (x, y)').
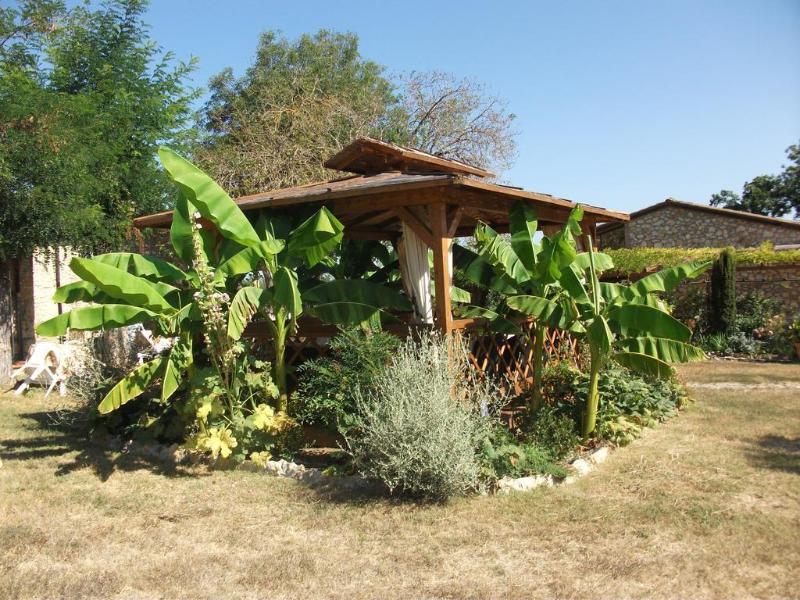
top-left (134, 138), bottom-right (629, 389)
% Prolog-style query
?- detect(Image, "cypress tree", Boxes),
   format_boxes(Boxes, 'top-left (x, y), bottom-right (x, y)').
top-left (709, 247), bottom-right (736, 333)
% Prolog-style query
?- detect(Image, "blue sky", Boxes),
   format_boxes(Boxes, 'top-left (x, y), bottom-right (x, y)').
top-left (142, 1), bottom-right (799, 213)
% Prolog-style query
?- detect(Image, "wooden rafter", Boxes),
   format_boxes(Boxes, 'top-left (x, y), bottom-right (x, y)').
top-left (394, 205), bottom-right (434, 248)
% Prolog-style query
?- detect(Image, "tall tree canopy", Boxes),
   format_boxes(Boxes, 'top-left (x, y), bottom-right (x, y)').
top-left (196, 30), bottom-right (517, 197)
top-left (196, 30), bottom-right (395, 197)
top-left (0, 0), bottom-right (197, 259)
top-left (710, 141), bottom-right (800, 219)
top-left (387, 70), bottom-right (517, 173)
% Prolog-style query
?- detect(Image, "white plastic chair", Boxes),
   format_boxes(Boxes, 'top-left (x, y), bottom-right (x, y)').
top-left (132, 324), bottom-right (173, 364)
top-left (12, 342), bottom-right (67, 398)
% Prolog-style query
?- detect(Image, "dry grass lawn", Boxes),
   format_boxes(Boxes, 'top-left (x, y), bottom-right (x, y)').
top-left (1, 360), bottom-right (799, 599)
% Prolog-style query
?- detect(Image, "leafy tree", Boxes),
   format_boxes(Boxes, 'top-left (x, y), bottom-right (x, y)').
top-left (455, 203), bottom-right (709, 437)
top-left (0, 0), bottom-right (63, 69)
top-left (710, 141), bottom-right (800, 219)
top-left (386, 70), bottom-right (517, 174)
top-left (195, 31), bottom-right (519, 197)
top-left (557, 251), bottom-right (709, 437)
top-left (453, 201), bottom-right (585, 410)
top-left (0, 0), bottom-right (197, 259)
top-left (195, 30), bottom-right (396, 197)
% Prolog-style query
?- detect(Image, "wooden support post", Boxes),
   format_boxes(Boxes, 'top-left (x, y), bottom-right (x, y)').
top-left (430, 202), bottom-right (453, 334)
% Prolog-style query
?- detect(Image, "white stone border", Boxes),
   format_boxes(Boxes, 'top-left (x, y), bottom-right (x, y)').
top-left (114, 438), bottom-right (612, 496)
top-left (496, 446), bottom-right (610, 494)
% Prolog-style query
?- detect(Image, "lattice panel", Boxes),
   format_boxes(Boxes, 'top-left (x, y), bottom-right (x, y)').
top-left (464, 324), bottom-right (578, 395)
top-left (248, 322), bottom-right (578, 396)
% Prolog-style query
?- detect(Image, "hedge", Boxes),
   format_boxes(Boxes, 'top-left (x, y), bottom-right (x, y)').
top-left (604, 244), bottom-right (800, 277)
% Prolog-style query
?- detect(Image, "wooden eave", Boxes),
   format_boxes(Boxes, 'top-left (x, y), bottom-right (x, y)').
top-left (133, 172), bottom-right (629, 238)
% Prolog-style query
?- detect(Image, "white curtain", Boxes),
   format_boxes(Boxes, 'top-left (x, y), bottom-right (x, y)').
top-left (398, 221), bottom-right (434, 324)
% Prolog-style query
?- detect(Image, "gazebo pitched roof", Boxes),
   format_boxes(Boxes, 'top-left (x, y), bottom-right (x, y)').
top-left (323, 137), bottom-right (495, 178)
top-left (133, 138), bottom-right (629, 334)
top-left (133, 139), bottom-right (628, 236)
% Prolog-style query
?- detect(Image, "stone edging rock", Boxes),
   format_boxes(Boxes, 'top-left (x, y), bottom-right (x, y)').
top-left (115, 438), bottom-right (612, 496)
top-left (496, 446), bottom-right (610, 494)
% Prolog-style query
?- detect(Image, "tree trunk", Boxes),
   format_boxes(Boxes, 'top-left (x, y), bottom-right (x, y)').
top-left (529, 323), bottom-right (546, 412)
top-left (273, 324), bottom-right (288, 413)
top-left (582, 352), bottom-right (602, 438)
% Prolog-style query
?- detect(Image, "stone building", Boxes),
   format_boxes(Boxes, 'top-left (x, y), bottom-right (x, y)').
top-left (0, 231), bottom-right (173, 380)
top-left (0, 248), bottom-right (84, 380)
top-left (597, 198), bottom-right (800, 249)
top-left (597, 197), bottom-right (800, 321)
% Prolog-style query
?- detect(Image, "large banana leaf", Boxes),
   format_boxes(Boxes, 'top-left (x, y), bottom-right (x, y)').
top-left (506, 295), bottom-right (559, 321)
top-left (93, 253), bottom-right (186, 282)
top-left (307, 280), bottom-right (410, 326)
top-left (170, 190), bottom-right (211, 264)
top-left (559, 264), bottom-right (590, 305)
top-left (617, 337), bottom-right (705, 363)
top-left (36, 305), bottom-right (160, 336)
top-left (159, 147), bottom-right (260, 248)
top-left (573, 251), bottom-right (614, 273)
top-left (613, 351), bottom-right (674, 379)
top-left (216, 239), bottom-right (286, 278)
top-left (287, 207), bottom-right (344, 267)
top-left (308, 302), bottom-right (393, 327)
top-left (587, 315), bottom-right (613, 356)
top-left (304, 280), bottom-right (412, 313)
top-left (98, 356), bottom-right (168, 414)
top-left (161, 337), bottom-right (192, 402)
top-left (533, 206), bottom-right (583, 284)
top-left (69, 257), bottom-right (175, 314)
top-left (608, 304), bottom-right (691, 342)
top-left (52, 281), bottom-right (112, 304)
top-left (451, 286), bottom-right (471, 303)
top-left (626, 260), bottom-right (712, 298)
top-left (599, 282), bottom-right (627, 305)
top-left (509, 201), bottom-right (539, 269)
top-left (452, 244), bottom-right (519, 294)
top-left (273, 266), bottom-right (302, 320)
top-left (451, 305), bottom-right (521, 334)
top-left (474, 222), bottom-right (529, 284)
top-left (228, 287), bottom-right (267, 341)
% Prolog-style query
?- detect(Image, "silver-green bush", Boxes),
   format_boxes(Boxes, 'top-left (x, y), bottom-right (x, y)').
top-left (348, 332), bottom-right (501, 500)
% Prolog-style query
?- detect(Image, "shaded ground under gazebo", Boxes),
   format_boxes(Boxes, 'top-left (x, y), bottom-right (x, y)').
top-left (134, 138), bottom-right (629, 390)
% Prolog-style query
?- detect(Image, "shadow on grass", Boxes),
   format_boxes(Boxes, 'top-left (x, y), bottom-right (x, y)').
top-left (747, 435), bottom-right (800, 475)
top-left (0, 410), bottom-right (204, 482)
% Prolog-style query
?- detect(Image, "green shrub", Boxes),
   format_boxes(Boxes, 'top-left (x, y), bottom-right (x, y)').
top-left (735, 291), bottom-right (780, 334)
top-left (538, 361), bottom-right (686, 446)
top-left (523, 405), bottom-right (580, 460)
top-left (348, 332), bottom-right (499, 500)
top-left (478, 425), bottom-right (567, 480)
top-left (292, 328), bottom-right (401, 434)
top-left (584, 365), bottom-right (686, 445)
top-left (709, 247), bottom-right (737, 334)
top-left (699, 332), bottom-right (730, 354)
top-left (605, 244), bottom-right (800, 277)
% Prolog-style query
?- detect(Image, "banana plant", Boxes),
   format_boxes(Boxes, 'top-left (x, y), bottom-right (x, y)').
top-left (453, 201), bottom-right (585, 409)
top-left (520, 243), bottom-right (711, 437)
top-left (37, 147), bottom-right (410, 415)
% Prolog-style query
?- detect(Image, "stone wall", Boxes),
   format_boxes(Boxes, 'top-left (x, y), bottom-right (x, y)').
top-left (600, 204), bottom-right (800, 249)
top-left (29, 248), bottom-right (83, 340)
top-left (672, 263), bottom-right (800, 322)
